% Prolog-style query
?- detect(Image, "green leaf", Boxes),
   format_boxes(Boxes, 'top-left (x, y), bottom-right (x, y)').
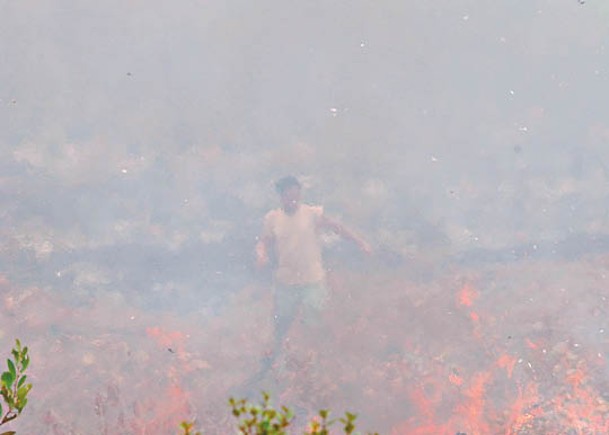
top-left (17, 384), bottom-right (30, 402)
top-left (4, 391), bottom-right (14, 408)
top-left (16, 397), bottom-right (27, 413)
top-left (0, 401), bottom-right (3, 417)
top-left (21, 356), bottom-right (29, 371)
top-left (17, 375), bottom-right (27, 388)
top-left (0, 431), bottom-right (17, 435)
top-left (7, 359), bottom-right (16, 379)
top-left (1, 371), bottom-right (15, 389)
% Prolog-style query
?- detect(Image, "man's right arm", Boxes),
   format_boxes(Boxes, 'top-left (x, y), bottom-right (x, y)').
top-left (255, 235), bottom-right (272, 269)
top-left (255, 212), bottom-right (274, 269)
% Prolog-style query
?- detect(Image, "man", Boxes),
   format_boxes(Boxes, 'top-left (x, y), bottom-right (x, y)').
top-left (255, 175), bottom-right (371, 374)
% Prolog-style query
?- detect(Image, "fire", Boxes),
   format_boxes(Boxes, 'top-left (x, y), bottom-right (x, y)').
top-left (449, 371), bottom-right (464, 386)
top-left (457, 283), bottom-right (478, 307)
top-left (139, 326), bottom-right (194, 432)
top-left (525, 338), bottom-right (540, 350)
top-left (548, 358), bottom-right (609, 433)
top-left (146, 326), bottom-right (186, 355)
top-left (503, 382), bottom-right (541, 434)
top-left (130, 384), bottom-right (191, 434)
top-left (450, 372), bottom-right (492, 434)
top-left (496, 354), bottom-right (517, 379)
top-left (391, 282), bottom-right (609, 434)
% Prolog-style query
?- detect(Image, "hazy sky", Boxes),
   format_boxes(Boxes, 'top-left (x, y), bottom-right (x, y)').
top-left (1, 0), bottom-right (609, 250)
top-left (2, 1), bottom-right (607, 146)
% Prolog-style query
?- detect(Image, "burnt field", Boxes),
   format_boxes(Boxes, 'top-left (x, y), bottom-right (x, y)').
top-left (3, 235), bottom-right (609, 434)
top-left (2, 1), bottom-right (609, 434)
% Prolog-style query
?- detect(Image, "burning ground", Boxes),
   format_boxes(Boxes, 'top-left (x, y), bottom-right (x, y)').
top-left (2, 1), bottom-right (609, 433)
top-left (3, 247), bottom-right (609, 434)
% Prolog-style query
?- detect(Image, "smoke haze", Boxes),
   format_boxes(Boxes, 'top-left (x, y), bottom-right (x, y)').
top-left (2, 1), bottom-right (609, 433)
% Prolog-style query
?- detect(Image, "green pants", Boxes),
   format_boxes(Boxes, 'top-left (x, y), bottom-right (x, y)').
top-left (271, 283), bottom-right (328, 357)
top-left (249, 283), bottom-right (329, 382)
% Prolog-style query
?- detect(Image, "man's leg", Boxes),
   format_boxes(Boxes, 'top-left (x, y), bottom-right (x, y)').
top-left (259, 285), bottom-right (303, 375)
top-left (300, 284), bottom-right (329, 329)
top-left (242, 286), bottom-right (302, 391)
top-left (291, 284), bottom-right (332, 410)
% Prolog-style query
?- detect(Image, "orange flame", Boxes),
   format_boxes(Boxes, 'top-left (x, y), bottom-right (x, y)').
top-left (503, 382), bottom-right (541, 434)
top-left (496, 354), bottom-right (517, 379)
top-left (146, 326), bottom-right (186, 355)
top-left (453, 372), bottom-right (492, 434)
top-left (449, 372), bottom-right (464, 386)
top-left (457, 283), bottom-right (478, 307)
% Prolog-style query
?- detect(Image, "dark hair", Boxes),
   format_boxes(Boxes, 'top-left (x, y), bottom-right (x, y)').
top-left (275, 175), bottom-right (301, 194)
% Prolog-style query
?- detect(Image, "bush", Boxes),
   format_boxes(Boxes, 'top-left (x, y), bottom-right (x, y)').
top-left (0, 339), bottom-right (32, 434)
top-left (180, 391), bottom-right (379, 435)
top-left (1, 340), bottom-right (377, 434)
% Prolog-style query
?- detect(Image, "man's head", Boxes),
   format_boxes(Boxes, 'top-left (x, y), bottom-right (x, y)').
top-left (275, 175), bottom-right (301, 214)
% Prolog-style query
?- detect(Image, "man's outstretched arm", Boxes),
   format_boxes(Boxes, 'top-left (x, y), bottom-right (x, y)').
top-left (318, 215), bottom-right (372, 254)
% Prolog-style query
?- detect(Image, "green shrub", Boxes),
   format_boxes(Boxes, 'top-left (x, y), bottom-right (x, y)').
top-left (0, 339), bottom-right (32, 434)
top-left (180, 391), bottom-right (379, 435)
top-left (1, 340), bottom-right (378, 435)
top-left (179, 421), bottom-right (202, 435)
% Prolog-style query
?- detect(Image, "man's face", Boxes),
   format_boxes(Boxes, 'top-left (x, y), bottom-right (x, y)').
top-left (280, 185), bottom-right (301, 213)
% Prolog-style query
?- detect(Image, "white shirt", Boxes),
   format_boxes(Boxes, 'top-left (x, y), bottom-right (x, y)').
top-left (262, 204), bottom-right (326, 286)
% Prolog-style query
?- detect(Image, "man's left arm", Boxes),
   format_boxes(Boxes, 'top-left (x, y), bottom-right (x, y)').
top-left (318, 214), bottom-right (372, 254)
